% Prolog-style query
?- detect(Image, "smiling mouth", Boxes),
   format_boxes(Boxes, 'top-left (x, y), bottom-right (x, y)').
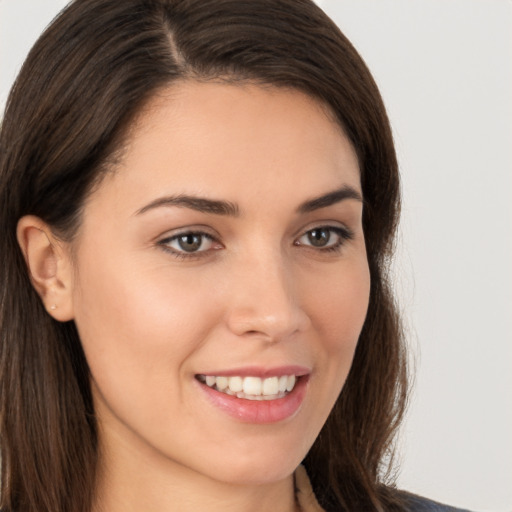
top-left (196, 374), bottom-right (297, 401)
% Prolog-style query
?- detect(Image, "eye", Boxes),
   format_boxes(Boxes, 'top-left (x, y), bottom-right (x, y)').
top-left (295, 226), bottom-right (353, 251)
top-left (158, 231), bottom-right (219, 256)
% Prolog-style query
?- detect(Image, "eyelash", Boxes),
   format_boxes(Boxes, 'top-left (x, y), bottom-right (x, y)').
top-left (158, 231), bottom-right (218, 260)
top-left (294, 226), bottom-right (354, 253)
top-left (157, 225), bottom-right (354, 260)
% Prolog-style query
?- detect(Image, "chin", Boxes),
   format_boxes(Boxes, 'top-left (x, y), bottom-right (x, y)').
top-left (194, 436), bottom-right (309, 486)
top-left (209, 460), bottom-right (298, 487)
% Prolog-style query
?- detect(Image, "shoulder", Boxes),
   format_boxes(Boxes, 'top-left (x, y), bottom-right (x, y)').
top-left (397, 490), bottom-right (474, 512)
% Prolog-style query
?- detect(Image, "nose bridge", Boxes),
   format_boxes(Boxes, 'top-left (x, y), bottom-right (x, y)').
top-left (226, 245), bottom-right (309, 340)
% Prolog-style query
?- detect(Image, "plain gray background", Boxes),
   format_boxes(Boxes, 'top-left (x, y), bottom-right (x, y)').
top-left (1, 1), bottom-right (511, 511)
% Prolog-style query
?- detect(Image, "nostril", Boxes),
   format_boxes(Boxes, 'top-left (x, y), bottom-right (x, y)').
top-left (225, 284), bottom-right (311, 339)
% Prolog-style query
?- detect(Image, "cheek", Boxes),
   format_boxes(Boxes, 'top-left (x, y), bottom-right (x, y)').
top-left (291, 257), bottom-right (370, 452)
top-left (306, 256), bottom-right (370, 410)
top-left (74, 250), bottom-right (211, 338)
top-left (308, 258), bottom-right (371, 356)
top-left (70, 251), bottom-right (216, 408)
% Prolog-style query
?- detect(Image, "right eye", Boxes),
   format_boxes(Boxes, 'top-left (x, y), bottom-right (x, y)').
top-left (158, 231), bottom-right (219, 257)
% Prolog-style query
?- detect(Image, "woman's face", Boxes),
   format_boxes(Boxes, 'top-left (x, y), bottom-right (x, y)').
top-left (68, 83), bottom-right (370, 485)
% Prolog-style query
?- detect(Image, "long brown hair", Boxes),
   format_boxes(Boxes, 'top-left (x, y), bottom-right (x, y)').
top-left (0, 1), bottom-right (407, 510)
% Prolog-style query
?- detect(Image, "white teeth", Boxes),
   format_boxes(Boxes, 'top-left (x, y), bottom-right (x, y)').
top-left (199, 374), bottom-right (299, 400)
top-left (278, 375), bottom-right (288, 393)
top-left (228, 376), bottom-right (243, 393)
top-left (215, 376), bottom-right (228, 391)
top-left (243, 376), bottom-right (262, 395)
top-left (286, 375), bottom-right (296, 392)
top-left (263, 376), bottom-right (279, 395)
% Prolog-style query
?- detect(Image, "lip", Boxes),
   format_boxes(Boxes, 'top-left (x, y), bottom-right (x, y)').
top-left (198, 365), bottom-right (311, 378)
top-left (195, 367), bottom-right (310, 424)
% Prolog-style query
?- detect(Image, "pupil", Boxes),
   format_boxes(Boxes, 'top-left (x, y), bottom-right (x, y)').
top-left (308, 229), bottom-right (330, 247)
top-left (178, 234), bottom-right (202, 252)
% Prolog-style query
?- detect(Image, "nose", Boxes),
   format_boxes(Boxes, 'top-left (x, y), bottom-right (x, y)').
top-left (225, 252), bottom-right (311, 342)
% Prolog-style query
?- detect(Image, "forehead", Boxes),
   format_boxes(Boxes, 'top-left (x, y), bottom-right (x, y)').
top-left (87, 82), bottom-right (361, 218)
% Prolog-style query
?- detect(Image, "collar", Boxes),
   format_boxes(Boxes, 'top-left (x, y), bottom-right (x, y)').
top-left (294, 465), bottom-right (325, 512)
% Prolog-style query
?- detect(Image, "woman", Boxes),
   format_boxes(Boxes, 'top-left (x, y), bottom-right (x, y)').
top-left (0, 1), bottom-right (471, 511)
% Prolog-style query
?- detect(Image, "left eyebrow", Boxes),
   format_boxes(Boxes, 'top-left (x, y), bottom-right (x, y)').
top-left (297, 185), bottom-right (363, 214)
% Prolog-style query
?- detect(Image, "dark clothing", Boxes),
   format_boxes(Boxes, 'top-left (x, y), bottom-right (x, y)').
top-left (398, 491), bottom-right (473, 512)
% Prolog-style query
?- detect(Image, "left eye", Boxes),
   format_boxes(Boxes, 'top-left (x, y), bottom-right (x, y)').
top-left (296, 226), bottom-right (351, 249)
top-left (161, 232), bottom-right (215, 253)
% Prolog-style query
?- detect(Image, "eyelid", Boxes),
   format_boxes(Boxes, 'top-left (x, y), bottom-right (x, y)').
top-left (156, 227), bottom-right (223, 258)
top-left (155, 224), bottom-right (219, 243)
top-left (294, 220), bottom-right (354, 239)
top-left (154, 222), bottom-right (355, 260)
top-left (294, 224), bottom-right (355, 251)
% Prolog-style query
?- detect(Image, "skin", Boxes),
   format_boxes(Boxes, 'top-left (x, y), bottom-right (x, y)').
top-left (18, 83), bottom-right (370, 512)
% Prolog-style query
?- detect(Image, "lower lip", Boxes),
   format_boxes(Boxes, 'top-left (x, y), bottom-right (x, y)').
top-left (197, 376), bottom-right (308, 424)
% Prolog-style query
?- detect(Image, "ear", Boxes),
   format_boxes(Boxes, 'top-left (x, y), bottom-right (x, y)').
top-left (16, 215), bottom-right (75, 322)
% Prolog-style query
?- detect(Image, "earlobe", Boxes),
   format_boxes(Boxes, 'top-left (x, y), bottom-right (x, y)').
top-left (16, 215), bottom-right (75, 321)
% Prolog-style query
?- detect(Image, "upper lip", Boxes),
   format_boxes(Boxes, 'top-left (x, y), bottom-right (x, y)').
top-left (196, 365), bottom-right (311, 378)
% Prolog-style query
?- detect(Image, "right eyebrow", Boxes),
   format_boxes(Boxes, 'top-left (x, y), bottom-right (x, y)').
top-left (134, 194), bottom-right (240, 217)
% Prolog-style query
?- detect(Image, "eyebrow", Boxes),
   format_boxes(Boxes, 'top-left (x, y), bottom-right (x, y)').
top-left (297, 185), bottom-right (363, 213)
top-left (136, 195), bottom-right (240, 216)
top-left (135, 185), bottom-right (362, 217)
